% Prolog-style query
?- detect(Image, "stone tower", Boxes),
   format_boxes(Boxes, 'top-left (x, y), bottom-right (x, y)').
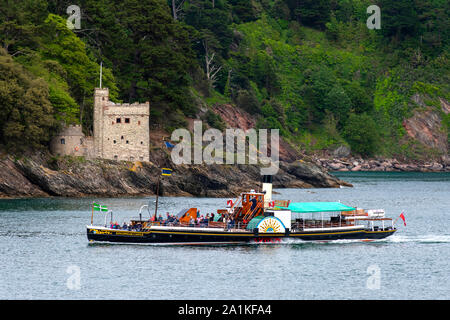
top-left (49, 124), bottom-right (94, 158)
top-left (93, 88), bottom-right (150, 161)
top-left (93, 87), bottom-right (109, 157)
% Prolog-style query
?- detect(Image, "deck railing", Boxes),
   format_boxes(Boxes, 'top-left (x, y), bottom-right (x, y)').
top-left (141, 220), bottom-right (250, 231)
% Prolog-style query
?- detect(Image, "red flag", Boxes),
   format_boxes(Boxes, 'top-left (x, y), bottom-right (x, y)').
top-left (399, 212), bottom-right (406, 226)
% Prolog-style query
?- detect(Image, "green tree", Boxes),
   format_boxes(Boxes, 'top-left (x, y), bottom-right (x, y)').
top-left (184, 0), bottom-right (233, 58)
top-left (229, 0), bottom-right (261, 23)
top-left (377, 0), bottom-right (420, 43)
top-left (343, 112), bottom-right (379, 156)
top-left (287, 0), bottom-right (332, 28)
top-left (0, 0), bottom-right (48, 56)
top-left (235, 89), bottom-right (260, 114)
top-left (78, 0), bottom-right (198, 122)
top-left (39, 13), bottom-right (118, 131)
top-left (0, 49), bottom-right (55, 150)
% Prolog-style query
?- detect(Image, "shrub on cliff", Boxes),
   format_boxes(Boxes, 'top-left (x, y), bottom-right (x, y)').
top-left (343, 112), bottom-right (379, 157)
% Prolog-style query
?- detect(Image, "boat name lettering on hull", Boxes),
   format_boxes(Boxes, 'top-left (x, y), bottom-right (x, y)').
top-left (90, 229), bottom-right (112, 235)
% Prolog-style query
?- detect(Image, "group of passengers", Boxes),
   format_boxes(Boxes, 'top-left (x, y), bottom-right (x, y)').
top-left (188, 213), bottom-right (216, 227)
top-left (110, 221), bottom-right (142, 231)
top-left (150, 212), bottom-right (180, 226)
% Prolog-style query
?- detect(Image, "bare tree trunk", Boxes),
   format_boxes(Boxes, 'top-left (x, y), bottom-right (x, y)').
top-left (171, 0), bottom-right (186, 20)
top-left (203, 40), bottom-right (222, 88)
top-left (172, 0), bottom-right (177, 20)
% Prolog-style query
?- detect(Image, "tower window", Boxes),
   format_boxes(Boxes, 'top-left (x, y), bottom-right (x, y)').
top-left (113, 140), bottom-right (116, 144)
top-left (126, 140), bottom-right (129, 144)
top-left (125, 118), bottom-right (130, 123)
top-left (138, 121), bottom-right (141, 125)
top-left (60, 138), bottom-right (65, 144)
top-left (121, 136), bottom-right (124, 140)
top-left (140, 141), bottom-right (143, 145)
top-left (114, 155), bottom-right (118, 160)
top-left (116, 118), bottom-right (121, 123)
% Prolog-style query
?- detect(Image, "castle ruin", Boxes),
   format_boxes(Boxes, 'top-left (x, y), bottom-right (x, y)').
top-left (50, 88), bottom-right (150, 162)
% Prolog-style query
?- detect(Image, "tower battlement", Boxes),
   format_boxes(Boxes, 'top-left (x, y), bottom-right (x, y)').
top-left (93, 88), bottom-right (150, 161)
top-left (50, 88), bottom-right (150, 162)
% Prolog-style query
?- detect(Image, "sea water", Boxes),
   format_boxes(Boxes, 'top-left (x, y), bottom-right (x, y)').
top-left (0, 172), bottom-right (448, 299)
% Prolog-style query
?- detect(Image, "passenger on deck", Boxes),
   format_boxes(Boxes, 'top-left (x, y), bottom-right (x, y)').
top-left (228, 217), bottom-right (235, 230)
top-left (189, 216), bottom-right (195, 227)
top-left (210, 213), bottom-right (215, 222)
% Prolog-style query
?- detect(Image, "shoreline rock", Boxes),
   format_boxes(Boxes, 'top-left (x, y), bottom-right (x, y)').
top-left (315, 156), bottom-right (449, 173)
top-left (0, 152), bottom-right (352, 199)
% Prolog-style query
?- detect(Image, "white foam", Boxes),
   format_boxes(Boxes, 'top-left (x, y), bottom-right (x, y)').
top-left (380, 234), bottom-right (450, 243)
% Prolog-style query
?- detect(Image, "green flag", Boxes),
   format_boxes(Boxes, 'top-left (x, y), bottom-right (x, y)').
top-left (93, 203), bottom-right (108, 212)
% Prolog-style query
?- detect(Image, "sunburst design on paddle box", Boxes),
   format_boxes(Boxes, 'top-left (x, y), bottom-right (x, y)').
top-left (257, 217), bottom-right (285, 233)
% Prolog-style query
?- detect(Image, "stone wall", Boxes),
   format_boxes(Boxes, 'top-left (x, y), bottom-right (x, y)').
top-left (50, 125), bottom-right (92, 157)
top-left (101, 103), bottom-right (150, 161)
top-left (92, 87), bottom-right (150, 161)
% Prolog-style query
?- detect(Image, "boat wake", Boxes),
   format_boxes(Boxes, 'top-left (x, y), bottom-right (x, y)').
top-left (376, 234), bottom-right (450, 244)
top-left (253, 235), bottom-right (450, 246)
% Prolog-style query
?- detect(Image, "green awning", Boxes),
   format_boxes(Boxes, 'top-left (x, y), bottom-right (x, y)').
top-left (276, 202), bottom-right (355, 213)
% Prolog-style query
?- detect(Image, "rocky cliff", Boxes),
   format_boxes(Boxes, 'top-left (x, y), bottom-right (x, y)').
top-left (0, 151), bottom-right (351, 199)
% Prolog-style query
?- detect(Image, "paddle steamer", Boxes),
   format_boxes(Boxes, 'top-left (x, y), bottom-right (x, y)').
top-left (87, 176), bottom-right (398, 244)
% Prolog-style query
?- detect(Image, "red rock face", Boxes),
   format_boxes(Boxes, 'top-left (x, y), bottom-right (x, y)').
top-left (402, 109), bottom-right (447, 153)
top-left (212, 104), bottom-right (256, 131)
top-left (212, 104), bottom-right (301, 162)
top-left (439, 98), bottom-right (450, 115)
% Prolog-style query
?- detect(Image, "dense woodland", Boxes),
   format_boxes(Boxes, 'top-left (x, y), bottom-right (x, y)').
top-left (0, 0), bottom-right (449, 159)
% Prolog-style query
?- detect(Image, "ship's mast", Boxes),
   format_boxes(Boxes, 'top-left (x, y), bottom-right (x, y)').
top-left (154, 175), bottom-right (161, 220)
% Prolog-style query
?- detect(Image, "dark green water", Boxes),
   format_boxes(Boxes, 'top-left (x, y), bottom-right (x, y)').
top-left (0, 172), bottom-right (449, 299)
